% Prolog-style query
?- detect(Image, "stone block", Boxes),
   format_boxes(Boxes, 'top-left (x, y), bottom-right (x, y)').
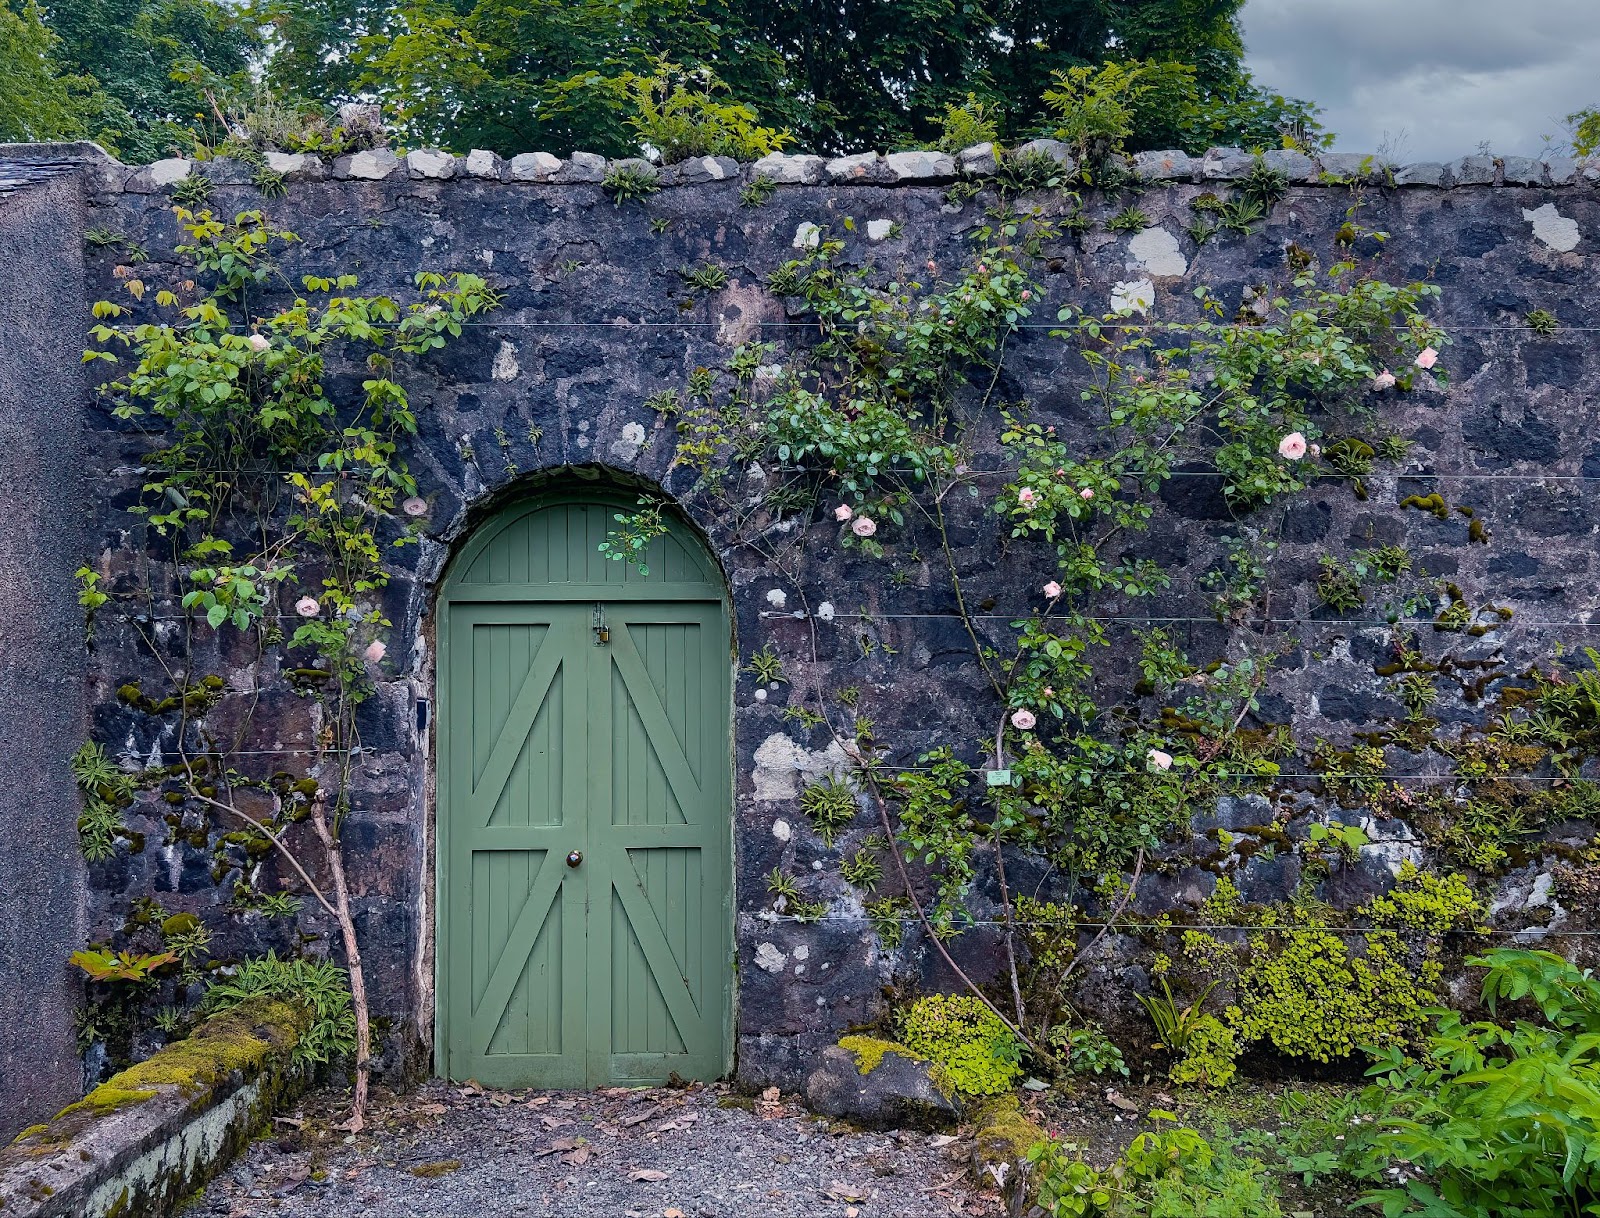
top-left (751, 152), bottom-right (826, 184)
top-left (884, 149), bottom-right (956, 181)
top-left (463, 149), bottom-right (504, 180)
top-left (556, 151), bottom-right (607, 183)
top-left (1261, 148), bottom-right (1316, 181)
top-left (826, 152), bottom-right (882, 183)
top-left (1131, 149), bottom-right (1195, 181)
top-left (508, 151), bottom-right (561, 181)
top-left (1013, 138), bottom-right (1075, 169)
top-left (406, 149), bottom-right (458, 179)
top-left (1545, 157), bottom-right (1579, 186)
top-left (1200, 146), bottom-right (1254, 179)
top-left (677, 155), bottom-right (738, 183)
top-left (199, 158), bottom-right (253, 185)
top-left (124, 158), bottom-right (192, 193)
top-left (1454, 155), bottom-right (1497, 185)
top-left (956, 142), bottom-right (997, 175)
top-left (803, 1041), bottom-right (959, 1131)
top-left (263, 152), bottom-right (327, 181)
top-left (1393, 161), bottom-right (1447, 187)
top-left (1500, 155), bottom-right (1544, 186)
top-left (1318, 152), bottom-right (1386, 181)
top-left (333, 148), bottom-right (401, 180)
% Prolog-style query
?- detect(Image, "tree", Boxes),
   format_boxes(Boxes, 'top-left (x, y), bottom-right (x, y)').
top-left (0, 0), bottom-right (89, 142)
top-left (1569, 106), bottom-right (1599, 157)
top-left (252, 0), bottom-right (1322, 157)
top-left (38, 0), bottom-right (256, 161)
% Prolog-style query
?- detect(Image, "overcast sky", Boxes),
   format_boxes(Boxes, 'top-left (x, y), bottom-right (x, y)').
top-left (1240, 0), bottom-right (1599, 161)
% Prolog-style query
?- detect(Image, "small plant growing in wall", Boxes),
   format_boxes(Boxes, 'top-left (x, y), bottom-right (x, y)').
top-left (799, 776), bottom-right (858, 846)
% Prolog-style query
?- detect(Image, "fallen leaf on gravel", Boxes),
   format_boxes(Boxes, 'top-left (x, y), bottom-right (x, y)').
top-left (929, 1135), bottom-right (959, 1148)
top-left (271, 1116), bottom-right (305, 1128)
top-left (527, 1096), bottom-right (550, 1108)
top-left (846, 1209), bottom-right (860, 1218)
top-left (541, 1116), bottom-right (571, 1130)
top-left (460, 1080), bottom-right (484, 1095)
top-left (761, 1086), bottom-right (780, 1102)
top-left (490, 1095), bottom-right (512, 1107)
top-left (620, 1107), bottom-right (661, 1127)
top-left (561, 1147), bottom-right (591, 1166)
top-left (416, 1103), bottom-right (447, 1116)
top-left (629, 1169), bottom-right (670, 1182)
top-left (826, 1181), bottom-right (868, 1202)
top-left (408, 1160), bottom-right (462, 1179)
top-left (664, 1209), bottom-right (686, 1218)
top-left (1104, 1090), bottom-right (1140, 1113)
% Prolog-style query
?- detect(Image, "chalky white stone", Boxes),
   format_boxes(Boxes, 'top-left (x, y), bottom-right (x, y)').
top-left (1126, 227), bottom-right (1186, 278)
top-left (509, 152), bottom-right (561, 181)
top-left (1522, 203), bottom-right (1581, 252)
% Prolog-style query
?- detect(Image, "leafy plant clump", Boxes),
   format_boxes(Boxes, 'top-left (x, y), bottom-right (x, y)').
top-left (203, 951), bottom-right (357, 1067)
top-left (613, 63), bottom-right (790, 163)
top-left (898, 993), bottom-right (1024, 1095)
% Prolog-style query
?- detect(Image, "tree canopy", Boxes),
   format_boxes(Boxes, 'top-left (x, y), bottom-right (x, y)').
top-left (10, 0), bottom-right (1325, 160)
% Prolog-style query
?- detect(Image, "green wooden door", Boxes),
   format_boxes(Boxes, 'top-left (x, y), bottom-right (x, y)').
top-left (437, 493), bottom-right (732, 1089)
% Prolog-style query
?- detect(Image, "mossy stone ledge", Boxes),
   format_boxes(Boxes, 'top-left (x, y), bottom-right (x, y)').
top-left (0, 996), bottom-right (309, 1218)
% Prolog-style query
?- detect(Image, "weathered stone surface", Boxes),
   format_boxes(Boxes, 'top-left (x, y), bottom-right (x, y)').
top-left (957, 142), bottom-right (997, 175)
top-left (0, 997), bottom-right (307, 1218)
top-left (825, 152), bottom-right (882, 183)
top-left (1013, 138), bottom-right (1074, 170)
top-left (1545, 157), bottom-right (1579, 186)
top-left (1394, 161), bottom-right (1448, 187)
top-left (557, 151), bottom-right (607, 182)
top-left (677, 155), bottom-right (738, 183)
top-left (333, 148), bottom-right (401, 180)
top-left (1319, 152), bottom-right (1387, 180)
top-left (406, 149), bottom-right (458, 180)
top-left (751, 152), bottom-right (826, 184)
top-left (263, 152), bottom-right (327, 181)
top-left (884, 149), bottom-right (956, 181)
top-left (508, 151), bottom-right (561, 181)
top-left (1261, 148), bottom-right (1316, 181)
top-left (1455, 154), bottom-right (1498, 185)
top-left (463, 149), bottom-right (504, 180)
top-left (865, 218), bottom-right (896, 241)
top-left (124, 157), bottom-right (191, 193)
top-left (1200, 146), bottom-right (1254, 179)
top-left (1501, 155), bottom-right (1545, 186)
top-left (1131, 149), bottom-right (1196, 181)
top-left (804, 1041), bottom-right (959, 1130)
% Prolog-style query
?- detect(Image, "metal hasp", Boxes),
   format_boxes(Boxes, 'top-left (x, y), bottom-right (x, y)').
top-left (436, 489), bottom-right (732, 1089)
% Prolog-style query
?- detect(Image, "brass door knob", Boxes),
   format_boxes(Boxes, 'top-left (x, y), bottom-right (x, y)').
top-left (566, 850), bottom-right (583, 868)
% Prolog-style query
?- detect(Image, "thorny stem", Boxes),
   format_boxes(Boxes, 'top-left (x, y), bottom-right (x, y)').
top-left (311, 792), bottom-right (371, 1130)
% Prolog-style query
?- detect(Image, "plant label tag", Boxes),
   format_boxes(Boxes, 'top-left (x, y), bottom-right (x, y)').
top-left (986, 768), bottom-right (1012, 787)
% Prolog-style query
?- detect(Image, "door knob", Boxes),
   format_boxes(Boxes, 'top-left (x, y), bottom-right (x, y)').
top-left (566, 850), bottom-right (583, 868)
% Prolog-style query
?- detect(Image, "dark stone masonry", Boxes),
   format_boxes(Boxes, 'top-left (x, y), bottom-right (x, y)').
top-left (0, 138), bottom-right (1597, 1136)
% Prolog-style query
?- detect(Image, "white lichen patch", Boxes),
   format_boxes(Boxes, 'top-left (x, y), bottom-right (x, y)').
top-left (771, 818), bottom-right (792, 842)
top-left (1110, 278), bottom-right (1156, 315)
top-left (765, 587), bottom-right (788, 609)
top-left (1126, 227), bottom-right (1187, 277)
top-left (754, 942), bottom-right (786, 973)
top-left (793, 221), bottom-right (822, 250)
top-left (816, 601), bottom-right (836, 622)
top-left (608, 420), bottom-right (646, 461)
top-left (752, 733), bottom-right (848, 800)
top-left (1522, 203), bottom-right (1581, 252)
top-left (490, 340), bottom-right (520, 382)
top-left (1357, 815), bottom-right (1424, 877)
top-left (866, 219), bottom-right (894, 241)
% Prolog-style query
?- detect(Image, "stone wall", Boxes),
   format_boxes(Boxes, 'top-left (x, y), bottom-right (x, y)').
top-left (1, 138), bottom-right (1598, 1119)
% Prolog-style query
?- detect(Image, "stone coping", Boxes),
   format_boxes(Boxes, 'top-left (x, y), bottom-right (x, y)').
top-left (0, 997), bottom-right (308, 1218)
top-left (1, 139), bottom-right (1596, 194)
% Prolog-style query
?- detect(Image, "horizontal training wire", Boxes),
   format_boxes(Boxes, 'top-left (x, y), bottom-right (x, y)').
top-left (752, 915), bottom-right (1593, 935)
top-left (761, 611), bottom-right (1576, 625)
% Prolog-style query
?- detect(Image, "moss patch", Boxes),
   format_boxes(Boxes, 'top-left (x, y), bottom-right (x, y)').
top-left (55, 1086), bottom-right (158, 1121)
top-left (837, 1035), bottom-right (922, 1075)
top-left (409, 1160), bottom-right (462, 1178)
top-left (970, 1095), bottom-right (1048, 1196)
top-left (109, 996), bottom-right (308, 1098)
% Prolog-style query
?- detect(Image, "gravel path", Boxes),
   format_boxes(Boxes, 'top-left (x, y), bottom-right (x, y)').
top-left (195, 1080), bottom-right (1003, 1218)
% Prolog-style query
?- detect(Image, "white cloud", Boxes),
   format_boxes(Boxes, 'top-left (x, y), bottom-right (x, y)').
top-left (1241, 0), bottom-right (1599, 160)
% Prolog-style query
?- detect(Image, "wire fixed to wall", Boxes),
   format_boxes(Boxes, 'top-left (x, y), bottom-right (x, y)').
top-left (749, 914), bottom-right (1591, 936)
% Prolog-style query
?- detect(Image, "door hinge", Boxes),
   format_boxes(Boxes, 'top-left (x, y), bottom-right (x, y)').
top-left (592, 603), bottom-right (609, 645)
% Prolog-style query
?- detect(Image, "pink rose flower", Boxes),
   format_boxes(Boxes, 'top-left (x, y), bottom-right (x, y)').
top-left (247, 334), bottom-right (270, 353)
top-left (834, 504), bottom-right (853, 522)
top-left (364, 640), bottom-right (387, 663)
top-left (1373, 370), bottom-right (1396, 390)
top-left (1043, 581), bottom-right (1063, 599)
top-left (851, 517), bottom-right (876, 537)
top-left (1018, 487), bottom-right (1038, 507)
top-left (1147, 748), bottom-right (1173, 771)
top-left (402, 496), bottom-right (429, 517)
top-left (1020, 290), bottom-right (1031, 300)
top-left (1079, 488), bottom-right (1094, 500)
top-left (294, 596), bottom-right (320, 617)
top-left (1010, 709), bottom-right (1037, 731)
top-left (1278, 432), bottom-right (1307, 461)
top-left (1415, 346), bottom-right (1438, 369)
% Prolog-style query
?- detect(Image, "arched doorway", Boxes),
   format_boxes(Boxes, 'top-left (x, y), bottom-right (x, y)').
top-left (435, 485), bottom-right (733, 1088)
